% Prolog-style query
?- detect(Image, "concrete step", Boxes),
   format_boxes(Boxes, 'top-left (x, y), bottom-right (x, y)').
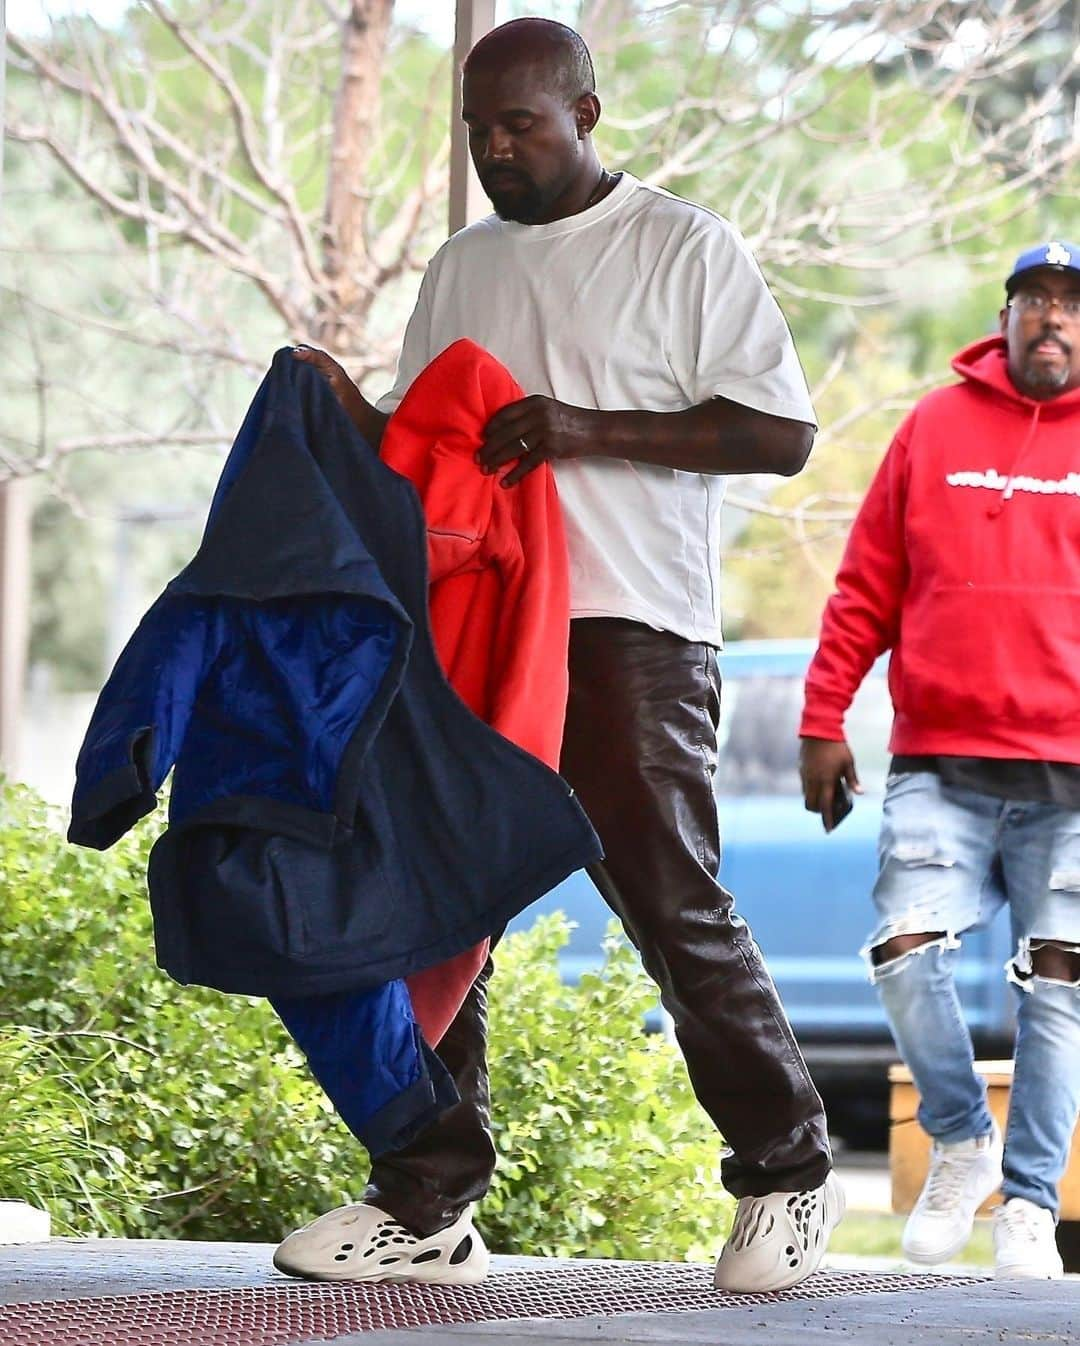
top-left (0, 1202), bottom-right (50, 1246)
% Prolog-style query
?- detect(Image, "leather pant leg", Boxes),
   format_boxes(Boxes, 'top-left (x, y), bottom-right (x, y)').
top-left (363, 956), bottom-right (496, 1235)
top-left (363, 616), bottom-right (831, 1231)
top-left (560, 618), bottom-right (832, 1198)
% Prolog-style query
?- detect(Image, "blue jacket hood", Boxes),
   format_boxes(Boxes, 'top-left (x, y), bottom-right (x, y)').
top-left (70, 347), bottom-right (601, 1000)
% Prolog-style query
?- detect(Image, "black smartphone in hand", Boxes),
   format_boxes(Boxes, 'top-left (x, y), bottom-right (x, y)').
top-left (826, 780), bottom-right (854, 832)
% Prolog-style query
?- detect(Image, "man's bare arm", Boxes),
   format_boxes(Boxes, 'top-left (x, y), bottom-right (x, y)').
top-left (478, 393), bottom-right (814, 486)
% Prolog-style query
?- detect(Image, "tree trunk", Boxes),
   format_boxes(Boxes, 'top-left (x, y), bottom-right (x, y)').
top-left (318, 0), bottom-right (395, 349)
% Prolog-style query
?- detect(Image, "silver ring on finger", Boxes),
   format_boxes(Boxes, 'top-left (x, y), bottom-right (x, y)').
top-left (518, 436), bottom-right (530, 454)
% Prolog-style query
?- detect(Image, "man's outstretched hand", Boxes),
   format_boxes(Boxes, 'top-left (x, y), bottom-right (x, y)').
top-left (800, 736), bottom-right (862, 832)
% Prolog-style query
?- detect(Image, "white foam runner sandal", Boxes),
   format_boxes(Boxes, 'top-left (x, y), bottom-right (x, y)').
top-left (273, 1201), bottom-right (489, 1284)
top-left (714, 1171), bottom-right (845, 1293)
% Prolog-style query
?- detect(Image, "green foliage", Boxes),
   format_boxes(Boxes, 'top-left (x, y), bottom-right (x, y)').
top-left (0, 1026), bottom-right (141, 1235)
top-left (0, 783), bottom-right (731, 1256)
top-left (485, 915), bottom-right (730, 1262)
top-left (0, 784), bottom-right (357, 1241)
top-left (828, 1212), bottom-right (994, 1267)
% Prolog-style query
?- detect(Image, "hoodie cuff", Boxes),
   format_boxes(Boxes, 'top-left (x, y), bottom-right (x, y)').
top-left (798, 710), bottom-right (847, 742)
top-left (68, 728), bottom-right (157, 850)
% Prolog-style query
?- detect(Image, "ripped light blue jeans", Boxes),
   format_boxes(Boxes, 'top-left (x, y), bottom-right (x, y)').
top-left (866, 770), bottom-right (1080, 1215)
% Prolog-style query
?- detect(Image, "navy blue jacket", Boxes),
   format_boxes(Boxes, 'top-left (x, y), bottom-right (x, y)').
top-left (69, 349), bottom-right (601, 1147)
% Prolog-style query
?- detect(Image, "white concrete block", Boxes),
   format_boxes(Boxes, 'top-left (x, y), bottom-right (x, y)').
top-left (0, 1201), bottom-right (50, 1244)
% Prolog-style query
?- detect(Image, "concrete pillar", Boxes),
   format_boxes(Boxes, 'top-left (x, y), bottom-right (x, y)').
top-left (449, 0), bottom-right (496, 235)
top-left (0, 4), bottom-right (31, 778)
top-left (0, 478), bottom-right (31, 773)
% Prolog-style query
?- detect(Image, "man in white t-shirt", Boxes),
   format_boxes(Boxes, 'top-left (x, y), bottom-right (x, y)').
top-left (285, 17), bottom-right (841, 1293)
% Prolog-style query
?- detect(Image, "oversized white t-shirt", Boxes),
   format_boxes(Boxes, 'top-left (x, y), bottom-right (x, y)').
top-left (376, 171), bottom-right (814, 645)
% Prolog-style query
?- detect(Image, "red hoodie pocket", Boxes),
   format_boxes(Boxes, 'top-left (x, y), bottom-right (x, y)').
top-left (898, 584), bottom-right (1080, 728)
top-left (422, 439), bottom-right (493, 582)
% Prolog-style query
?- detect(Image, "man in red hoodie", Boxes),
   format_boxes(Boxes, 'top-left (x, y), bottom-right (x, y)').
top-left (800, 241), bottom-right (1080, 1280)
top-left (289, 16), bottom-right (842, 1294)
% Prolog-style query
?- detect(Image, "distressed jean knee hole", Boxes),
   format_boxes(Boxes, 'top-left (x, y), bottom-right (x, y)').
top-left (1011, 937), bottom-right (1080, 989)
top-left (867, 932), bottom-right (955, 983)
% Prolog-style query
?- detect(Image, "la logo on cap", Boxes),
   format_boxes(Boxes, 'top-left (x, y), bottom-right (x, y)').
top-left (1045, 241), bottom-right (1071, 265)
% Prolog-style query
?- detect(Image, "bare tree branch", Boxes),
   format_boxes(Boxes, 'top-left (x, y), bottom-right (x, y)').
top-left (144, 0), bottom-right (327, 296)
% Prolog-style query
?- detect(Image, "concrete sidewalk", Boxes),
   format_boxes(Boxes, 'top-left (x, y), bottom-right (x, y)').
top-left (356, 1280), bottom-right (1077, 1345)
top-left (1, 1239), bottom-right (1077, 1345)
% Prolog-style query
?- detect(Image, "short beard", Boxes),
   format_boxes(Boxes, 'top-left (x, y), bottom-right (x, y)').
top-left (1021, 356), bottom-right (1071, 391)
top-left (488, 181), bottom-right (549, 224)
top-left (1018, 329), bottom-right (1072, 391)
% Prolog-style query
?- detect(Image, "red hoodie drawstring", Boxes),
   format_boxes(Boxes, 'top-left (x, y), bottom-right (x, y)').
top-left (987, 401), bottom-right (1043, 519)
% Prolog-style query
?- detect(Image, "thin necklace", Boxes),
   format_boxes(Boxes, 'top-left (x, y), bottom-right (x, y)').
top-left (583, 167), bottom-right (616, 210)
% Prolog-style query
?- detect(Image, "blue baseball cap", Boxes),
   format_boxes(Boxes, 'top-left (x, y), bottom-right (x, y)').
top-left (1005, 240), bottom-right (1080, 295)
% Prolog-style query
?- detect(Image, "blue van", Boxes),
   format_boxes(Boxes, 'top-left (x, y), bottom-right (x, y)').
top-left (507, 638), bottom-right (1016, 1143)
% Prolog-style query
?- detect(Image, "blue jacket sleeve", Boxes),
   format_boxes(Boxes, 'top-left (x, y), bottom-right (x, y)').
top-left (68, 596), bottom-right (222, 849)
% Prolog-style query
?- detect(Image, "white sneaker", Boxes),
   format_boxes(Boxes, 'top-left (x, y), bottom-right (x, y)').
top-left (993, 1198), bottom-right (1064, 1280)
top-left (901, 1122), bottom-right (1003, 1265)
top-left (714, 1171), bottom-right (845, 1293)
top-left (273, 1202), bottom-right (489, 1284)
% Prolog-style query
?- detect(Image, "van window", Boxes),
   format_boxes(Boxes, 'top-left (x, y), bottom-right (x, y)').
top-left (716, 673), bottom-right (893, 797)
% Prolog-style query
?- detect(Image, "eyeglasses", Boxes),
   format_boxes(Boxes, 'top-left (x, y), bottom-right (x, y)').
top-left (1008, 291), bottom-right (1080, 320)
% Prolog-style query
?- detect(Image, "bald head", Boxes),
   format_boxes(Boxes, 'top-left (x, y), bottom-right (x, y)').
top-left (464, 18), bottom-right (595, 107)
top-left (461, 19), bottom-right (604, 226)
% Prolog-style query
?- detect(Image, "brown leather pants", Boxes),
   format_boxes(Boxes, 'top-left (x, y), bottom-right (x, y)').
top-left (365, 618), bottom-right (831, 1234)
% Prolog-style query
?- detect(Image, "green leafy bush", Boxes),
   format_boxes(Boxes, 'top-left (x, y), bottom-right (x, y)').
top-left (0, 1026), bottom-right (141, 1234)
top-left (486, 918), bottom-right (732, 1262)
top-left (0, 784), bottom-right (365, 1241)
top-left (0, 783), bottom-right (731, 1257)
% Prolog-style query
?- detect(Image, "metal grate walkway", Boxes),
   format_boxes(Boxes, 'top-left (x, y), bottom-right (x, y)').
top-left (0, 1262), bottom-right (985, 1346)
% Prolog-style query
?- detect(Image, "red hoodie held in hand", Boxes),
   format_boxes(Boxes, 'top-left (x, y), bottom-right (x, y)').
top-left (381, 339), bottom-right (575, 1045)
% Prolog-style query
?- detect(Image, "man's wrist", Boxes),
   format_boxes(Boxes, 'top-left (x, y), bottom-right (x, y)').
top-left (347, 393), bottom-right (388, 448)
top-left (586, 407), bottom-right (651, 461)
